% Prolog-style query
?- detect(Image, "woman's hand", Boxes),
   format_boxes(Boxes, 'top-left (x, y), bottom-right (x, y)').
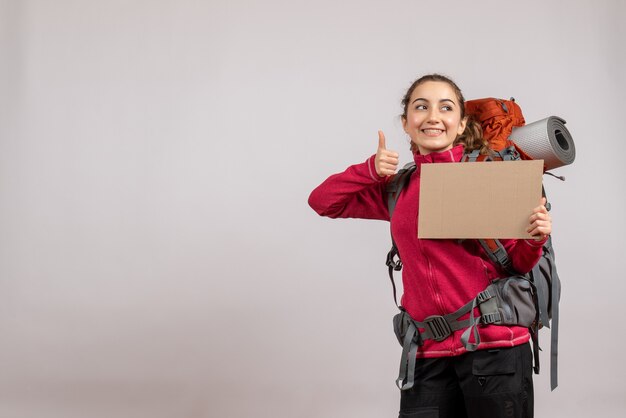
top-left (527, 197), bottom-right (552, 241)
top-left (375, 130), bottom-right (399, 177)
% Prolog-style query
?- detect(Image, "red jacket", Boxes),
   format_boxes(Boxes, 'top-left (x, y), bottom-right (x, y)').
top-left (309, 145), bottom-right (546, 357)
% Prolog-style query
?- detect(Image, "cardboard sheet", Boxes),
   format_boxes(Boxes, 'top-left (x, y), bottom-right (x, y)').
top-left (418, 160), bottom-right (544, 239)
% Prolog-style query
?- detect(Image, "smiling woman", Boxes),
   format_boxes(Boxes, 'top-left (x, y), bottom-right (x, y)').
top-left (402, 81), bottom-right (466, 154)
top-left (400, 74), bottom-right (488, 156)
top-left (308, 73), bottom-right (553, 418)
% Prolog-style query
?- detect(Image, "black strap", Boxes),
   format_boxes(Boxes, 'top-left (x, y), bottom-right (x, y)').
top-left (385, 163), bottom-right (416, 307)
top-left (386, 242), bottom-right (402, 308)
top-left (530, 328), bottom-right (541, 375)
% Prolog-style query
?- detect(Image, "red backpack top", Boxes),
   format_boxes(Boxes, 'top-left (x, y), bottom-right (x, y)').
top-left (465, 97), bottom-right (534, 163)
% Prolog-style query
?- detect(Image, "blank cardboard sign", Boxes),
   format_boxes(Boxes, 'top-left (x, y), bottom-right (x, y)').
top-left (418, 160), bottom-right (544, 239)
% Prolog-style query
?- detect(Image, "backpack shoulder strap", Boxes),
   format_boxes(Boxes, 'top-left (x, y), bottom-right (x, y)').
top-left (385, 162), bottom-right (416, 307)
top-left (478, 239), bottom-right (517, 275)
top-left (386, 162), bottom-right (417, 219)
top-left (465, 144), bottom-right (524, 274)
top-left (476, 182), bottom-right (548, 274)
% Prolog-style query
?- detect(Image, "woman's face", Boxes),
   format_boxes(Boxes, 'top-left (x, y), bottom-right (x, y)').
top-left (402, 81), bottom-right (467, 155)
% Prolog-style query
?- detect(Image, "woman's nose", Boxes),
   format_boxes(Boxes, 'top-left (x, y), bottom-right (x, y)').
top-left (426, 108), bottom-right (440, 122)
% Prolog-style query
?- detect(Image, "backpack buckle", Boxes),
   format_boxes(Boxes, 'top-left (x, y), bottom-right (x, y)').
top-left (423, 315), bottom-right (452, 342)
top-left (386, 251), bottom-right (403, 271)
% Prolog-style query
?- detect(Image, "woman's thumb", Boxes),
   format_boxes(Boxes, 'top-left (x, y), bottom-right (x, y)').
top-left (378, 130), bottom-right (386, 150)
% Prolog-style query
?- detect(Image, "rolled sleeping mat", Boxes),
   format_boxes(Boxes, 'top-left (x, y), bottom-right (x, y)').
top-left (509, 116), bottom-right (575, 170)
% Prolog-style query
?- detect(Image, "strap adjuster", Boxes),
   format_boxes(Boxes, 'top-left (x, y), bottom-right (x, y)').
top-left (481, 312), bottom-right (502, 324)
top-left (423, 315), bottom-right (452, 342)
top-left (476, 289), bottom-right (493, 303)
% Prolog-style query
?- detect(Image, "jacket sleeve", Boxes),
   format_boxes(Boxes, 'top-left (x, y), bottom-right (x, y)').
top-left (501, 237), bottom-right (548, 274)
top-left (308, 155), bottom-right (390, 221)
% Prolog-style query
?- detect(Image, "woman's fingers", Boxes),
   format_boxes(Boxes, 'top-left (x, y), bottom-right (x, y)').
top-left (377, 159), bottom-right (398, 176)
top-left (527, 202), bottom-right (552, 240)
top-left (379, 151), bottom-right (399, 165)
top-left (378, 152), bottom-right (399, 175)
top-left (527, 224), bottom-right (552, 240)
top-left (375, 131), bottom-right (399, 176)
top-left (529, 210), bottom-right (550, 224)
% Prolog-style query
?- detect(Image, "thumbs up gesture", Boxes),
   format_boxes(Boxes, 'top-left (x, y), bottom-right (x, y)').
top-left (375, 130), bottom-right (399, 177)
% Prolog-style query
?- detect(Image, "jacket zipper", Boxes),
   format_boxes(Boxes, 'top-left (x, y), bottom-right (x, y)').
top-left (417, 239), bottom-right (446, 317)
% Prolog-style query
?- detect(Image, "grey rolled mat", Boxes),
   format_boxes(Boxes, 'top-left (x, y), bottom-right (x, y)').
top-left (509, 116), bottom-right (575, 170)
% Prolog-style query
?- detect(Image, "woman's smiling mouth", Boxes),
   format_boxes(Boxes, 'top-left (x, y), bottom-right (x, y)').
top-left (421, 129), bottom-right (444, 136)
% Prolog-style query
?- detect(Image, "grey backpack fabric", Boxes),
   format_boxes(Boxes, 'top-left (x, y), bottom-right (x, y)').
top-left (460, 275), bottom-right (538, 352)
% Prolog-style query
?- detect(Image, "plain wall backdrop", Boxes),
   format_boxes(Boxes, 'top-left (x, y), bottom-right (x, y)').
top-left (1, 0), bottom-right (624, 417)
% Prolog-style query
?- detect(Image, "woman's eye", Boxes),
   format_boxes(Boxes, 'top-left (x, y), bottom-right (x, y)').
top-left (441, 105), bottom-right (453, 111)
top-left (415, 105), bottom-right (427, 110)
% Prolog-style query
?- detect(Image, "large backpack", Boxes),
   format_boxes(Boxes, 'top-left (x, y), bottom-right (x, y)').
top-left (386, 98), bottom-right (562, 391)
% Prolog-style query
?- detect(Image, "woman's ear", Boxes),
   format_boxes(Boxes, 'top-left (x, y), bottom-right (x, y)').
top-left (402, 116), bottom-right (408, 134)
top-left (457, 116), bottom-right (468, 135)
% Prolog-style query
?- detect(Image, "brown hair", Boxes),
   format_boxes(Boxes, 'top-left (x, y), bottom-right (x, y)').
top-left (401, 74), bottom-right (489, 155)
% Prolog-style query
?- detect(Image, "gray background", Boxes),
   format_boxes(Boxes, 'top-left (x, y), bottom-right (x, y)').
top-left (1, 0), bottom-right (624, 417)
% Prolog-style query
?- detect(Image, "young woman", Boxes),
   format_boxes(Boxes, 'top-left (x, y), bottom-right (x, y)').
top-left (308, 74), bottom-right (552, 418)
